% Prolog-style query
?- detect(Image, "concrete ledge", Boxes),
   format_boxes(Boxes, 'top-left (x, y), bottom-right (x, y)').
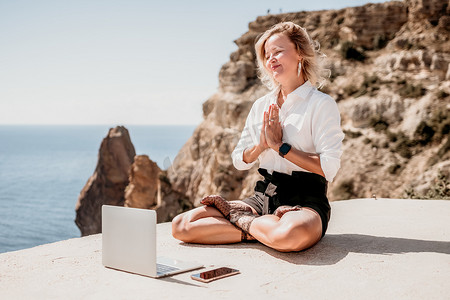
top-left (1, 199), bottom-right (449, 299)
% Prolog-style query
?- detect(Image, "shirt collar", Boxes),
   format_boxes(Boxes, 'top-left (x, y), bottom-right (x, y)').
top-left (290, 80), bottom-right (314, 100)
top-left (275, 80), bottom-right (314, 111)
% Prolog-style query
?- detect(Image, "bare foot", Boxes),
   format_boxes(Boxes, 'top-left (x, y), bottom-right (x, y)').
top-left (273, 205), bottom-right (302, 218)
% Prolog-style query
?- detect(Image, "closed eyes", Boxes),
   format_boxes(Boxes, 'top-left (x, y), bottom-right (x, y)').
top-left (265, 50), bottom-right (282, 60)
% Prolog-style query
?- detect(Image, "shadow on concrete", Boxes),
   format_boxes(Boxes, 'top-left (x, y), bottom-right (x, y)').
top-left (161, 277), bottom-right (206, 288)
top-left (269, 234), bottom-right (450, 265)
top-left (181, 234), bottom-right (450, 266)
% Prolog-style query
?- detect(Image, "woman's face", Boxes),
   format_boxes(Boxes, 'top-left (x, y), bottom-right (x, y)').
top-left (264, 33), bottom-right (301, 84)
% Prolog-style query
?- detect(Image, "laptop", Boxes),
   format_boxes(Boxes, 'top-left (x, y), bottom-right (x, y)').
top-left (102, 205), bottom-right (203, 278)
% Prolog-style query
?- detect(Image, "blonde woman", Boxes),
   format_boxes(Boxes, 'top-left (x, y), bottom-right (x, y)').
top-left (172, 22), bottom-right (344, 252)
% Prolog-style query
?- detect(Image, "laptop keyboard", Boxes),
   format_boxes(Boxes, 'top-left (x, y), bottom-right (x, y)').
top-left (156, 263), bottom-right (180, 276)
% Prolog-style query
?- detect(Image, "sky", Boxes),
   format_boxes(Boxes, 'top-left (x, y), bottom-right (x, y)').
top-left (0, 0), bottom-right (388, 125)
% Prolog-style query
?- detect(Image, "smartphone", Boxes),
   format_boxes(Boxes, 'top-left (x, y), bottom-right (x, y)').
top-left (191, 267), bottom-right (240, 283)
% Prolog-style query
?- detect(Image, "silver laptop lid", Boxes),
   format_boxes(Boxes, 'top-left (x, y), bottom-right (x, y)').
top-left (102, 205), bottom-right (157, 277)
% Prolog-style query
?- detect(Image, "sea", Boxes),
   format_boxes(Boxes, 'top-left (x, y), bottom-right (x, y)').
top-left (0, 125), bottom-right (196, 254)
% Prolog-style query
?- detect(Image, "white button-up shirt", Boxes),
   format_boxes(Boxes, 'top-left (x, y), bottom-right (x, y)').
top-left (231, 81), bottom-right (344, 182)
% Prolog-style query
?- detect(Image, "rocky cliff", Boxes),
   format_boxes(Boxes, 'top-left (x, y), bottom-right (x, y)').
top-left (76, 0), bottom-right (449, 235)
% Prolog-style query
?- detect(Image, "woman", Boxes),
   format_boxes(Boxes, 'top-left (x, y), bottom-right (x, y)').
top-left (172, 22), bottom-right (344, 252)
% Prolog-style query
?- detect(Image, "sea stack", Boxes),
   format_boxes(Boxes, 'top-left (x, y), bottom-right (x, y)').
top-left (124, 154), bottom-right (161, 209)
top-left (75, 126), bottom-right (136, 236)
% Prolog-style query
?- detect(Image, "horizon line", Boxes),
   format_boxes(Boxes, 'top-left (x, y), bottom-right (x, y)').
top-left (0, 123), bottom-right (200, 126)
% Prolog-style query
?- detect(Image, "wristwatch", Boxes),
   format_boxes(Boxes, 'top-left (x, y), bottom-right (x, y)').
top-left (278, 143), bottom-right (291, 158)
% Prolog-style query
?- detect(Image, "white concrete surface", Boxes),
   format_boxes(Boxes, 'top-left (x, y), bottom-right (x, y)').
top-left (1, 199), bottom-right (449, 299)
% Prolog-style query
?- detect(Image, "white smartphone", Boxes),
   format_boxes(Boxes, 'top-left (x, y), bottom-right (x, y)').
top-left (191, 267), bottom-right (240, 283)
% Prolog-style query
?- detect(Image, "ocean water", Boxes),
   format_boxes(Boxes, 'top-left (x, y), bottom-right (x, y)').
top-left (0, 125), bottom-right (196, 253)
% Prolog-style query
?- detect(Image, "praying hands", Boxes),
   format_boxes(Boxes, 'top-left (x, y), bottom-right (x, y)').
top-left (261, 104), bottom-right (283, 151)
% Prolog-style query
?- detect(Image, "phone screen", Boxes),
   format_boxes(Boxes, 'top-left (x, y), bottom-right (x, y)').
top-left (191, 267), bottom-right (240, 283)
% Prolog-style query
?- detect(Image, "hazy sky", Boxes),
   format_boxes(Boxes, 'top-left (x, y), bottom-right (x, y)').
top-left (0, 0), bottom-right (388, 125)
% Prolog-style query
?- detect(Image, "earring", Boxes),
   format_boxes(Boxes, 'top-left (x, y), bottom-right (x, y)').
top-left (297, 61), bottom-right (302, 77)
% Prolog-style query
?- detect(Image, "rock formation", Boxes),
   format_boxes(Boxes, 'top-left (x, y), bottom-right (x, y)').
top-left (75, 126), bottom-right (136, 236)
top-left (124, 155), bottom-right (192, 223)
top-left (124, 155), bottom-right (160, 209)
top-left (75, 135), bottom-right (192, 236)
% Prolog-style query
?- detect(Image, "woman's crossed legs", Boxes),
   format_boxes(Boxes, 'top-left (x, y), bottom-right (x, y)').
top-left (171, 196), bottom-right (322, 252)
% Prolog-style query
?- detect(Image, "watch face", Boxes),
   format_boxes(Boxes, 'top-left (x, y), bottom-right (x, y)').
top-left (279, 143), bottom-right (291, 155)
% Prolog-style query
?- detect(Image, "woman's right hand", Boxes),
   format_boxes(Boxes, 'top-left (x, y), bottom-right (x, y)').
top-left (258, 111), bottom-right (270, 151)
top-left (243, 111), bottom-right (269, 164)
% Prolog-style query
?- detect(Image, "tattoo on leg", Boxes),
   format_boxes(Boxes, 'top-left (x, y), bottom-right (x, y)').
top-left (273, 205), bottom-right (302, 218)
top-left (201, 194), bottom-right (258, 235)
top-left (230, 211), bottom-right (257, 234)
top-left (201, 195), bottom-right (253, 219)
top-left (200, 195), bottom-right (232, 218)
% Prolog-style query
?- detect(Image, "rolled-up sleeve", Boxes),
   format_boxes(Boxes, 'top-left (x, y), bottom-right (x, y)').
top-left (312, 96), bottom-right (345, 182)
top-left (231, 103), bottom-right (259, 170)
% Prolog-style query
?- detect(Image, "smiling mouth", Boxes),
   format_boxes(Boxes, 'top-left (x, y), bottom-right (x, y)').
top-left (271, 65), bottom-right (280, 71)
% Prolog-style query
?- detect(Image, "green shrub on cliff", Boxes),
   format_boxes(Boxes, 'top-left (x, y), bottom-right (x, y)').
top-left (344, 73), bottom-right (381, 98)
top-left (428, 137), bottom-right (450, 166)
top-left (398, 82), bottom-right (426, 98)
top-left (414, 109), bottom-right (450, 146)
top-left (343, 129), bottom-right (362, 139)
top-left (430, 110), bottom-right (450, 143)
top-left (436, 89), bottom-right (449, 99)
top-left (414, 121), bottom-right (435, 145)
top-left (343, 84), bottom-right (359, 97)
top-left (386, 131), bottom-right (415, 159)
top-left (369, 114), bottom-right (389, 132)
top-left (373, 34), bottom-right (388, 50)
top-left (334, 179), bottom-right (356, 200)
top-left (405, 170), bottom-right (450, 200)
top-left (388, 163), bottom-right (402, 175)
top-left (340, 41), bottom-right (366, 61)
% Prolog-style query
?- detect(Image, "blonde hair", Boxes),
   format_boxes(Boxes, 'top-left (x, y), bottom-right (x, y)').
top-left (255, 21), bottom-right (327, 89)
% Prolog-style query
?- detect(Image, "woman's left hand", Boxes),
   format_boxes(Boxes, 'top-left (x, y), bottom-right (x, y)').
top-left (265, 104), bottom-right (283, 150)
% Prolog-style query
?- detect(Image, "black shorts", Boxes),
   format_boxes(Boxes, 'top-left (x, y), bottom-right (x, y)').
top-left (242, 168), bottom-right (331, 237)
